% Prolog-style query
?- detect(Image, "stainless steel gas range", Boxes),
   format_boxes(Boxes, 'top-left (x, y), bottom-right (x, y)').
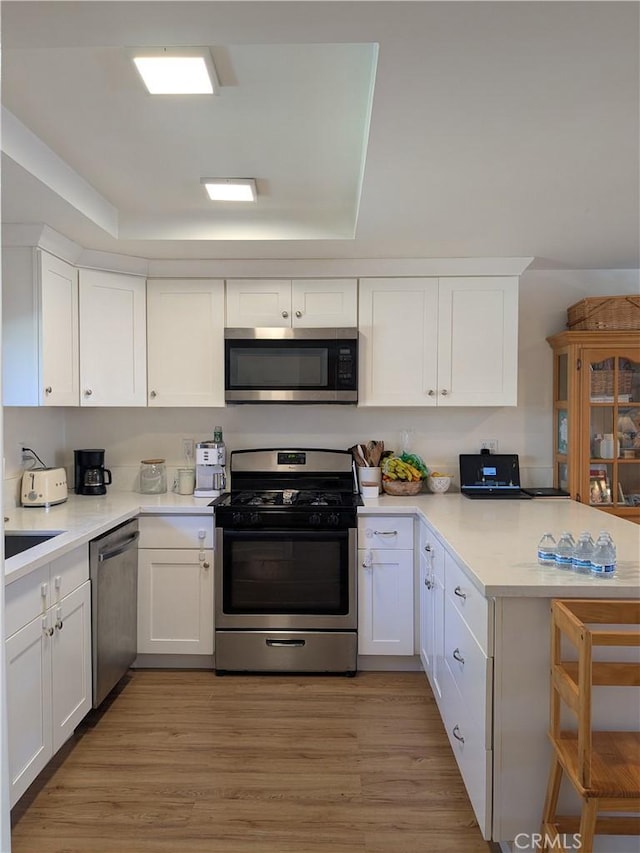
top-left (212, 448), bottom-right (360, 675)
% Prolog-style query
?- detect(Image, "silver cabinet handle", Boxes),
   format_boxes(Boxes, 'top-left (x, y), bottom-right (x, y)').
top-left (150, 390), bottom-right (157, 398)
top-left (424, 577), bottom-right (432, 589)
top-left (55, 618), bottom-right (64, 631)
top-left (452, 724), bottom-right (465, 743)
top-left (295, 310), bottom-right (302, 318)
top-left (424, 544), bottom-right (431, 552)
top-left (281, 310), bottom-right (289, 318)
top-left (84, 388), bottom-right (93, 396)
top-left (454, 586), bottom-right (467, 600)
top-left (202, 561), bottom-right (210, 569)
top-left (441, 389), bottom-right (449, 396)
top-left (44, 386), bottom-right (52, 394)
top-left (452, 648), bottom-right (465, 664)
top-left (43, 618), bottom-right (54, 637)
top-left (427, 389), bottom-right (435, 396)
top-left (374, 530), bottom-right (398, 537)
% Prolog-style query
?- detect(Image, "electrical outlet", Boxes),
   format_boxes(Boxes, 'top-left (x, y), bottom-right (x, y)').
top-left (18, 442), bottom-right (29, 462)
top-left (480, 439), bottom-right (499, 452)
top-left (182, 438), bottom-right (195, 460)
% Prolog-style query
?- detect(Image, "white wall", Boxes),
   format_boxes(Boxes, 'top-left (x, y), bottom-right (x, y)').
top-left (3, 268), bottom-right (639, 497)
top-left (3, 407), bottom-right (66, 507)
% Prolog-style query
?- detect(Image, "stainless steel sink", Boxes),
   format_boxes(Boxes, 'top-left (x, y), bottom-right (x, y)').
top-left (4, 532), bottom-right (63, 559)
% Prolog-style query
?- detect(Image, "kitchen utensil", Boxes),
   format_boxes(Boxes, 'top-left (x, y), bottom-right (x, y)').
top-left (21, 468), bottom-right (68, 507)
top-left (367, 440), bottom-right (384, 467)
top-left (357, 444), bottom-right (369, 466)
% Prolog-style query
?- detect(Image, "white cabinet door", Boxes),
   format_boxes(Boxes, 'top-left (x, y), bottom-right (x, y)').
top-left (51, 581), bottom-right (92, 752)
top-left (437, 276), bottom-right (518, 406)
top-left (147, 279), bottom-right (225, 406)
top-left (358, 277), bottom-right (439, 406)
top-left (226, 279), bottom-right (291, 327)
top-left (79, 269), bottom-right (147, 406)
top-left (2, 247), bottom-right (79, 406)
top-left (418, 525), bottom-right (445, 704)
top-left (6, 615), bottom-right (52, 807)
top-left (138, 549), bottom-right (214, 654)
top-left (291, 279), bottom-right (357, 327)
top-left (40, 251), bottom-right (79, 406)
top-left (358, 547), bottom-right (414, 655)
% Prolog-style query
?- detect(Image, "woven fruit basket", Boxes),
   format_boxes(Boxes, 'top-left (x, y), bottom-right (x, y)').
top-left (382, 479), bottom-right (423, 496)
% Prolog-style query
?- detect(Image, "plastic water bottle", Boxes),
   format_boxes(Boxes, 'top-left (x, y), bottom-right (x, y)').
top-left (572, 532), bottom-right (594, 574)
top-left (537, 532), bottom-right (556, 567)
top-left (591, 533), bottom-right (617, 577)
top-left (555, 532), bottom-right (575, 570)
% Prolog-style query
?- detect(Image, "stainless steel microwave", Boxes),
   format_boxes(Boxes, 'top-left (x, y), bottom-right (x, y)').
top-left (224, 328), bottom-right (358, 404)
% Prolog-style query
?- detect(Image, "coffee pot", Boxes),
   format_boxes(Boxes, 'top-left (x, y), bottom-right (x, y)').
top-left (74, 449), bottom-right (112, 496)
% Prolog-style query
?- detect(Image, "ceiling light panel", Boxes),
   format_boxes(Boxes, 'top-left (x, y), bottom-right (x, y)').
top-left (202, 179), bottom-right (257, 202)
top-left (131, 48), bottom-right (219, 95)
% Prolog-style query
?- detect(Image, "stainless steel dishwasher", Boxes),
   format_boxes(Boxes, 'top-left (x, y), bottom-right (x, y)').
top-left (89, 518), bottom-right (139, 707)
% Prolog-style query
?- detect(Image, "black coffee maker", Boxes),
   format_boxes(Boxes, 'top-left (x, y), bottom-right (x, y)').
top-left (74, 449), bottom-right (112, 496)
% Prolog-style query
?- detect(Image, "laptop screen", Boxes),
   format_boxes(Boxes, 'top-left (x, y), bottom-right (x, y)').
top-left (459, 454), bottom-right (522, 492)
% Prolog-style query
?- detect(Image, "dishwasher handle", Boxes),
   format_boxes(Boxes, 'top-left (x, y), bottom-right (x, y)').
top-left (97, 531), bottom-right (140, 562)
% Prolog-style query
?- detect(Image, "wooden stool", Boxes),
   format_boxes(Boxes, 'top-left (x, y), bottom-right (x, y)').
top-left (541, 599), bottom-right (640, 853)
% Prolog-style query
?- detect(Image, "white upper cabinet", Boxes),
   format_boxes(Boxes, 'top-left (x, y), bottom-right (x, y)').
top-left (358, 277), bottom-right (439, 406)
top-left (358, 276), bottom-right (519, 406)
top-left (226, 278), bottom-right (357, 328)
top-left (3, 248), bottom-right (79, 406)
top-left (147, 279), bottom-right (225, 407)
top-left (437, 276), bottom-right (518, 406)
top-left (78, 269), bottom-right (147, 406)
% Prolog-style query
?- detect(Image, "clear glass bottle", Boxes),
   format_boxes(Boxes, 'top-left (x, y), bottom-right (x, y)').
top-left (139, 458), bottom-right (167, 494)
top-left (537, 532), bottom-right (556, 567)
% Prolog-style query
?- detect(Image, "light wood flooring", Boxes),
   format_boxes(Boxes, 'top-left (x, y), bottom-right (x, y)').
top-left (11, 670), bottom-right (495, 853)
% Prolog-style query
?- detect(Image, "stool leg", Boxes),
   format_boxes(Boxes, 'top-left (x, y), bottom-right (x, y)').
top-left (541, 754), bottom-right (563, 851)
top-left (578, 798), bottom-right (598, 853)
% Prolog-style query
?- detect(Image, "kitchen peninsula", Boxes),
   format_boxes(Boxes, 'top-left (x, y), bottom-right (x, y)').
top-left (4, 492), bottom-right (639, 851)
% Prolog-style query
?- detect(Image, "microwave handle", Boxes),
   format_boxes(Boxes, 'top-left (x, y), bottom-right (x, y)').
top-left (352, 460), bottom-right (359, 494)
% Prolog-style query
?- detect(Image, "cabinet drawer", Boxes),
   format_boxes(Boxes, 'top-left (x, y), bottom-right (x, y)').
top-left (49, 546), bottom-right (89, 603)
top-left (358, 516), bottom-right (414, 549)
top-left (445, 552), bottom-right (492, 655)
top-left (5, 565), bottom-right (50, 638)
top-left (444, 601), bottom-right (492, 747)
top-left (440, 659), bottom-right (492, 839)
top-left (138, 515), bottom-right (214, 549)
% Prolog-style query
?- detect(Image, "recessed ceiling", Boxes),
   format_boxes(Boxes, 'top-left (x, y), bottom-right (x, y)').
top-left (1, 1), bottom-right (639, 269)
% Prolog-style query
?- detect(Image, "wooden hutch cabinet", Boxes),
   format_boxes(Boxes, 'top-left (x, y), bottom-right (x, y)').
top-left (547, 331), bottom-right (640, 524)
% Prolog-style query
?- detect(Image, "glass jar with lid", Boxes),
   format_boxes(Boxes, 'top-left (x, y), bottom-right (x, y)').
top-left (139, 458), bottom-right (167, 494)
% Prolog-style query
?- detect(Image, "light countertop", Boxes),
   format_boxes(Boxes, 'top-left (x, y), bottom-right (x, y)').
top-left (4, 491), bottom-right (639, 598)
top-left (361, 492), bottom-right (640, 598)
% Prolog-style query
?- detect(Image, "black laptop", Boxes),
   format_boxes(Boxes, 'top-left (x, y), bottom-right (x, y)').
top-left (459, 453), bottom-right (532, 499)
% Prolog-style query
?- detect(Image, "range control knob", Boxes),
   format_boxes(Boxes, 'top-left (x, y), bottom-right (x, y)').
top-left (232, 512), bottom-right (244, 525)
top-left (249, 512), bottom-right (262, 526)
top-left (309, 513), bottom-right (322, 527)
top-left (327, 513), bottom-right (340, 527)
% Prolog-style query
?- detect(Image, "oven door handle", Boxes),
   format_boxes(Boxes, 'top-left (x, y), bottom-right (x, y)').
top-left (266, 638), bottom-right (306, 648)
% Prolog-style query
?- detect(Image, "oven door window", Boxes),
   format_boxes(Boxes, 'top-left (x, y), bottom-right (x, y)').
top-left (223, 529), bottom-right (350, 614)
top-left (227, 341), bottom-right (329, 389)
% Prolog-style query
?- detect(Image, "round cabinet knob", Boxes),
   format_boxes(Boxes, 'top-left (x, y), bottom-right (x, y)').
top-left (441, 389), bottom-right (448, 396)
top-left (45, 626), bottom-right (54, 637)
top-left (202, 561), bottom-right (210, 569)
top-left (55, 618), bottom-right (64, 631)
top-left (281, 310), bottom-right (289, 318)
top-left (150, 390), bottom-right (157, 398)
top-left (428, 390), bottom-right (435, 397)
top-left (295, 310), bottom-right (302, 318)
top-left (84, 389), bottom-right (93, 397)
top-left (44, 386), bottom-right (52, 395)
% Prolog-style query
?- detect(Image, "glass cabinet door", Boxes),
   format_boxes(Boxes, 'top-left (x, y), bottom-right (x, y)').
top-left (585, 350), bottom-right (640, 513)
top-left (553, 350), bottom-right (571, 491)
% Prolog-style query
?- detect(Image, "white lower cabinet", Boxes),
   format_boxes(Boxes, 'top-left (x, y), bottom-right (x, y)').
top-left (418, 521), bottom-right (445, 704)
top-left (137, 516), bottom-right (214, 656)
top-left (5, 548), bottom-right (91, 807)
top-left (357, 517), bottom-right (414, 656)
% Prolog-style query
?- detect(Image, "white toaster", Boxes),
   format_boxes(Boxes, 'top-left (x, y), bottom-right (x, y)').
top-left (21, 468), bottom-right (68, 507)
